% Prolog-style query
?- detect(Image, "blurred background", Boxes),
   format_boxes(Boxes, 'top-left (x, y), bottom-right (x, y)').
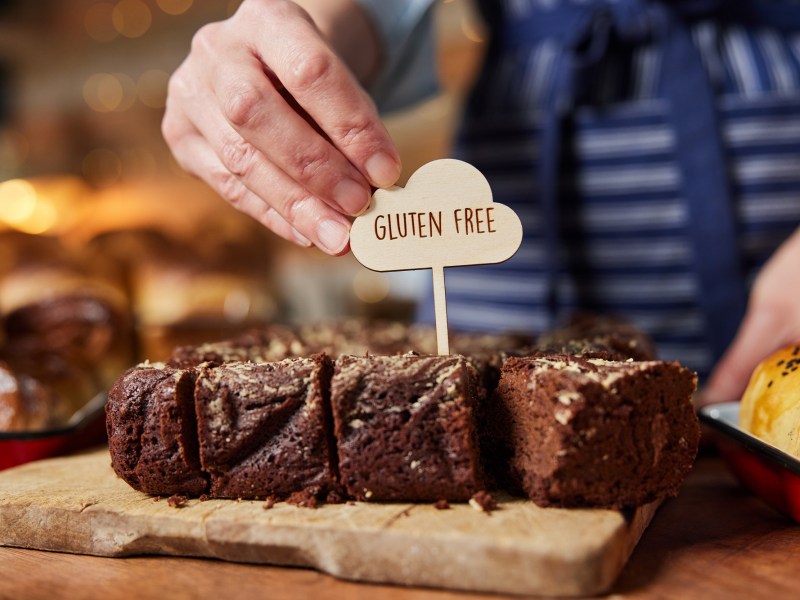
top-left (0, 0), bottom-right (486, 364)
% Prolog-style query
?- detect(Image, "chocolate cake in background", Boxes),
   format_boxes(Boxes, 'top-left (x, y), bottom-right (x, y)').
top-left (494, 355), bottom-right (699, 509)
top-left (0, 232), bottom-right (135, 430)
top-left (534, 314), bottom-right (657, 362)
top-left (331, 354), bottom-right (484, 502)
top-left (0, 362), bottom-right (66, 431)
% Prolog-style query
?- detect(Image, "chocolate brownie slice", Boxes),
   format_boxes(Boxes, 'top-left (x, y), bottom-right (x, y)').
top-left (167, 324), bottom-right (306, 368)
top-left (534, 314), bottom-right (657, 361)
top-left (495, 355), bottom-right (699, 508)
top-left (194, 354), bottom-right (337, 500)
top-left (331, 353), bottom-right (484, 501)
top-left (106, 363), bottom-right (206, 496)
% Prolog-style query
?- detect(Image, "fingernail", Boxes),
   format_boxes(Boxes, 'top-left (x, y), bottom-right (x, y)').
top-left (333, 178), bottom-right (370, 216)
top-left (365, 152), bottom-right (401, 188)
top-left (317, 219), bottom-right (349, 254)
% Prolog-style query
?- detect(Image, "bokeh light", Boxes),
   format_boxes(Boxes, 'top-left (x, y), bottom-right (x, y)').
top-left (0, 179), bottom-right (37, 225)
top-left (112, 0), bottom-right (152, 39)
top-left (84, 73), bottom-right (123, 112)
top-left (0, 179), bottom-right (60, 234)
top-left (156, 0), bottom-right (194, 16)
top-left (83, 73), bottom-right (137, 112)
top-left (352, 268), bottom-right (390, 304)
top-left (137, 69), bottom-right (170, 109)
top-left (84, 2), bottom-right (118, 43)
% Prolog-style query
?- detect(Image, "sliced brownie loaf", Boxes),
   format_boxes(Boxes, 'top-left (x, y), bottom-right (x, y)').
top-left (534, 314), bottom-right (657, 361)
top-left (106, 363), bottom-right (206, 496)
top-left (166, 325), bottom-right (307, 368)
top-left (194, 354), bottom-right (338, 500)
top-left (331, 353), bottom-right (484, 502)
top-left (494, 355), bottom-right (699, 509)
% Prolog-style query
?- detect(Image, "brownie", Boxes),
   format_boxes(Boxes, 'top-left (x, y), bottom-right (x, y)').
top-left (166, 325), bottom-right (306, 368)
top-left (194, 354), bottom-right (338, 500)
top-left (106, 363), bottom-right (207, 496)
top-left (331, 353), bottom-right (484, 501)
top-left (534, 314), bottom-right (657, 361)
top-left (494, 354), bottom-right (699, 509)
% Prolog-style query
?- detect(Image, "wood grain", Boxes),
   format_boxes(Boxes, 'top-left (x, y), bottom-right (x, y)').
top-left (1, 457), bottom-right (798, 600)
top-left (0, 448), bottom-right (657, 597)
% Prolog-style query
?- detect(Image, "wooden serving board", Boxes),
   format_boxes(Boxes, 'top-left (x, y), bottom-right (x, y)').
top-left (0, 449), bottom-right (659, 597)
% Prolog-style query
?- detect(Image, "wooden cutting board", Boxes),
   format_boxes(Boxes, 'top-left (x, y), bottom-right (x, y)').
top-left (0, 449), bottom-right (659, 597)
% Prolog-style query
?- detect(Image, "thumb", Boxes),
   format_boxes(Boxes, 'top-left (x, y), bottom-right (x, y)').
top-left (699, 309), bottom-right (789, 408)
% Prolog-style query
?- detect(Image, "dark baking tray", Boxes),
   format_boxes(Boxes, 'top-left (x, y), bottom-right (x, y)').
top-left (0, 392), bottom-right (107, 471)
top-left (698, 402), bottom-right (800, 522)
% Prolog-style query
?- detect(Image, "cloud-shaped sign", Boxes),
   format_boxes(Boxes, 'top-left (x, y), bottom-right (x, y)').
top-left (350, 159), bottom-right (523, 272)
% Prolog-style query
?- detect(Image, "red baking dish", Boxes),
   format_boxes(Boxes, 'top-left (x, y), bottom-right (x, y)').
top-left (0, 393), bottom-right (107, 471)
top-left (698, 402), bottom-right (800, 522)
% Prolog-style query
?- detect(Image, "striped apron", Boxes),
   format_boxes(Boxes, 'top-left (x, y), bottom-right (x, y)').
top-left (418, 0), bottom-right (800, 381)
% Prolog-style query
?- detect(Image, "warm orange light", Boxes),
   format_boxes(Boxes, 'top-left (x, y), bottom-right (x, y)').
top-left (84, 2), bottom-right (118, 43)
top-left (112, 0), bottom-right (152, 39)
top-left (156, 0), bottom-right (193, 16)
top-left (0, 179), bottom-right (37, 225)
top-left (14, 199), bottom-right (58, 235)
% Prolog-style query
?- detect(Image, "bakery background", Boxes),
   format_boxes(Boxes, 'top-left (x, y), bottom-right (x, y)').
top-left (0, 0), bottom-right (488, 429)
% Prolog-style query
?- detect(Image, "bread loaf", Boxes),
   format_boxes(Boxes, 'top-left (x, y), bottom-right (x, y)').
top-left (739, 344), bottom-right (800, 459)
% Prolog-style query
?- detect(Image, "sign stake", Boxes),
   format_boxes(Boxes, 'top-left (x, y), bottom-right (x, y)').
top-left (432, 266), bottom-right (449, 355)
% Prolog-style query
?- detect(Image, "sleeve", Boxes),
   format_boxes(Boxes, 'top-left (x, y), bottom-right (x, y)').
top-left (354, 0), bottom-right (439, 113)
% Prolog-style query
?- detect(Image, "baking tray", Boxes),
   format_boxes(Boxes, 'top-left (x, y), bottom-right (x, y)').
top-left (0, 392), bottom-right (108, 471)
top-left (698, 402), bottom-right (800, 522)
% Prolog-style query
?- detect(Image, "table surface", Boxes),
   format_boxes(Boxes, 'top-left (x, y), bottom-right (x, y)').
top-left (0, 453), bottom-right (798, 600)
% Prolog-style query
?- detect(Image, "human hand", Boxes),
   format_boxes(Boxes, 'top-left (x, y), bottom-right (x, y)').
top-left (699, 227), bottom-right (800, 407)
top-left (162, 0), bottom-right (402, 255)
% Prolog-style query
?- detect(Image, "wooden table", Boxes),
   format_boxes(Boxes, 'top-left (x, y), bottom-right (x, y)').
top-left (0, 454), bottom-right (797, 600)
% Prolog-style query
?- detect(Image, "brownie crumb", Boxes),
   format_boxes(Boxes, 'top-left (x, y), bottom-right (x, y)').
top-left (286, 487), bottom-right (321, 508)
top-left (167, 494), bottom-right (189, 508)
top-left (434, 499), bottom-right (450, 510)
top-left (469, 491), bottom-right (497, 513)
top-left (346, 500), bottom-right (357, 506)
top-left (153, 496), bottom-right (161, 503)
top-left (198, 494), bottom-right (210, 502)
top-left (263, 497), bottom-right (276, 510)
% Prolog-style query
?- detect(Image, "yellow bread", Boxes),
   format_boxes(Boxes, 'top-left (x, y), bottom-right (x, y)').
top-left (739, 344), bottom-right (800, 459)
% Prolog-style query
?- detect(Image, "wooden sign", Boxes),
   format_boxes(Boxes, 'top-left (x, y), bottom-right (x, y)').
top-left (350, 159), bottom-right (523, 355)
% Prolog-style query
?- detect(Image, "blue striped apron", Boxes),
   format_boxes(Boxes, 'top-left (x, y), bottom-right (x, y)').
top-left (418, 0), bottom-right (800, 381)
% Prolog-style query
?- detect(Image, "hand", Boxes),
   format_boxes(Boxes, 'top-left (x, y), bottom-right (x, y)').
top-left (699, 227), bottom-right (800, 407)
top-left (162, 0), bottom-right (402, 255)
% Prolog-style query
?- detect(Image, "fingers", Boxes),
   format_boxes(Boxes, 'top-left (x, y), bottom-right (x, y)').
top-left (700, 228), bottom-right (800, 407)
top-left (232, 1), bottom-right (402, 187)
top-left (210, 52), bottom-right (372, 216)
top-left (164, 108), bottom-right (323, 250)
top-left (699, 310), bottom-right (788, 407)
top-left (163, 0), bottom-right (400, 253)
